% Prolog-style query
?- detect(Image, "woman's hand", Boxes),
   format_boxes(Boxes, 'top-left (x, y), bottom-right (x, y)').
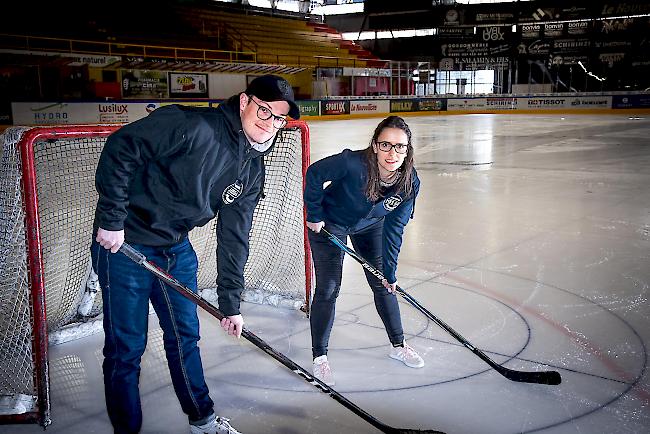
top-left (306, 221), bottom-right (325, 233)
top-left (382, 278), bottom-right (397, 294)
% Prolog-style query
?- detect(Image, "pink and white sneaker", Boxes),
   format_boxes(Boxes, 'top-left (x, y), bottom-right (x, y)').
top-left (389, 342), bottom-right (424, 368)
top-left (313, 355), bottom-right (335, 386)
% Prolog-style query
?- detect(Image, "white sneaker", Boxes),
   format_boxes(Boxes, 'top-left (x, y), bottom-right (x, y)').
top-left (190, 414), bottom-right (242, 434)
top-left (389, 342), bottom-right (424, 368)
top-left (313, 355), bottom-right (335, 386)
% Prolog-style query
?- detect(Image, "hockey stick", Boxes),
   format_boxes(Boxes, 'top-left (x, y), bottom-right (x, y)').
top-left (119, 243), bottom-right (443, 434)
top-left (320, 228), bottom-right (562, 386)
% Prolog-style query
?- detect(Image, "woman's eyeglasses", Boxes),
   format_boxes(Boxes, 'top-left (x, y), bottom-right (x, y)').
top-left (376, 141), bottom-right (409, 154)
top-left (248, 96), bottom-right (288, 129)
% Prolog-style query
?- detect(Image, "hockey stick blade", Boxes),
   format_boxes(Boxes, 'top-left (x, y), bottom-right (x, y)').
top-left (321, 228), bottom-right (562, 386)
top-left (396, 288), bottom-right (561, 386)
top-left (119, 243), bottom-right (445, 434)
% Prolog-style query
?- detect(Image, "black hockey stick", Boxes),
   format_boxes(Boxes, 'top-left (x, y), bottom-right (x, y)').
top-left (320, 228), bottom-right (562, 386)
top-left (119, 243), bottom-right (443, 434)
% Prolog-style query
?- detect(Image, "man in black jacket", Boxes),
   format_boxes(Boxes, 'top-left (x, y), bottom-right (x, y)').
top-left (91, 75), bottom-right (300, 434)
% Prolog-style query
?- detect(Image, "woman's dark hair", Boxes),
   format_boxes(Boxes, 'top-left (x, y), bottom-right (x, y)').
top-left (363, 115), bottom-right (414, 201)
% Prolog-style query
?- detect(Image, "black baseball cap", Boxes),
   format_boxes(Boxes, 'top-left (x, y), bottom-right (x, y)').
top-left (245, 75), bottom-right (300, 120)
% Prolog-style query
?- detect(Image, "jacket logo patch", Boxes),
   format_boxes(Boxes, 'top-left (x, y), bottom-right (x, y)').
top-left (383, 195), bottom-right (402, 211)
top-left (222, 180), bottom-right (243, 205)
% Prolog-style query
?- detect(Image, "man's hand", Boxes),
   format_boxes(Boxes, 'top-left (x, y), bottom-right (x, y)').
top-left (306, 221), bottom-right (325, 233)
top-left (96, 228), bottom-right (125, 253)
top-left (382, 278), bottom-right (397, 294)
top-left (220, 314), bottom-right (244, 338)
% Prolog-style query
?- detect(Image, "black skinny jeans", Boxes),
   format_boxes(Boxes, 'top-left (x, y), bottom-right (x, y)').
top-left (308, 221), bottom-right (404, 358)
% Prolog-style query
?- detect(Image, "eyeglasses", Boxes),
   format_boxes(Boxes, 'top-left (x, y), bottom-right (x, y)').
top-left (376, 141), bottom-right (409, 154)
top-left (248, 96), bottom-right (288, 129)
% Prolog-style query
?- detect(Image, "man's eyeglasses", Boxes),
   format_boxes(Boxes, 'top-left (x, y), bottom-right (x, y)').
top-left (248, 96), bottom-right (287, 129)
top-left (376, 141), bottom-right (409, 154)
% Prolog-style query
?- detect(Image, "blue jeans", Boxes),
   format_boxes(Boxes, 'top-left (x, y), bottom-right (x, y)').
top-left (308, 221), bottom-right (404, 358)
top-left (91, 238), bottom-right (214, 434)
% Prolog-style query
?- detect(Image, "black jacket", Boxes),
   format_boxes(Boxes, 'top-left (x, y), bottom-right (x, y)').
top-left (304, 149), bottom-right (420, 283)
top-left (94, 97), bottom-right (273, 315)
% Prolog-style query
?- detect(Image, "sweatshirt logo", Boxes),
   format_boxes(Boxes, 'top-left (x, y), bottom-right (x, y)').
top-left (222, 180), bottom-right (243, 205)
top-left (383, 195), bottom-right (402, 211)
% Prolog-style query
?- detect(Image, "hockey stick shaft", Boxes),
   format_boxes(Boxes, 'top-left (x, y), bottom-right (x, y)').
top-left (119, 243), bottom-right (442, 434)
top-left (320, 228), bottom-right (561, 386)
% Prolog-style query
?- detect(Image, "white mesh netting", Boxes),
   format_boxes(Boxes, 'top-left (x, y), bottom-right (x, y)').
top-left (0, 122), bottom-right (309, 422)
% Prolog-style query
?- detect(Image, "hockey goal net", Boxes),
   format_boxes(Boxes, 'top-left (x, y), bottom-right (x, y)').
top-left (0, 121), bottom-right (311, 427)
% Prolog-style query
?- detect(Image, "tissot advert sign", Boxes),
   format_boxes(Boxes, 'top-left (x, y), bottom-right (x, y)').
top-left (169, 73), bottom-right (208, 98)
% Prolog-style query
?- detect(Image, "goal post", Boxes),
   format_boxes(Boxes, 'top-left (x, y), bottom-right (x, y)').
top-left (0, 120), bottom-right (312, 427)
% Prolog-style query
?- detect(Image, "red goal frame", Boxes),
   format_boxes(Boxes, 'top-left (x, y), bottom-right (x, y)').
top-left (0, 121), bottom-right (311, 427)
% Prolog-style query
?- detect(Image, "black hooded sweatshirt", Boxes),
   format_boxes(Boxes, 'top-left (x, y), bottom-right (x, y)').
top-left (94, 96), bottom-right (273, 316)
